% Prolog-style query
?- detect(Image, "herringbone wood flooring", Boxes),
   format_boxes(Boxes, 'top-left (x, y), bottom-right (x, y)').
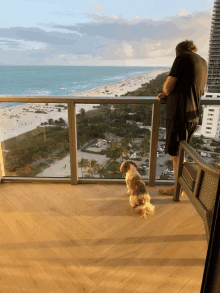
top-left (0, 183), bottom-right (208, 293)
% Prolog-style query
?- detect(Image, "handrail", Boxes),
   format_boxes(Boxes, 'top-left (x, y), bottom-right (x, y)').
top-left (1, 96), bottom-right (220, 186)
top-left (0, 96), bottom-right (220, 104)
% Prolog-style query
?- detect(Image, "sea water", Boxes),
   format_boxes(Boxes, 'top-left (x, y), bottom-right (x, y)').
top-left (0, 65), bottom-right (169, 111)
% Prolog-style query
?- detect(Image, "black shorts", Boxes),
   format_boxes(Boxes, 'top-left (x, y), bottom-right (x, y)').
top-left (165, 122), bottom-right (197, 156)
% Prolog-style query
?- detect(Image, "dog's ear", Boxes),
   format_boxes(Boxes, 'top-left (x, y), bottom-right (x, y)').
top-left (135, 180), bottom-right (146, 196)
top-left (129, 161), bottom-right (139, 170)
top-left (120, 161), bottom-right (130, 173)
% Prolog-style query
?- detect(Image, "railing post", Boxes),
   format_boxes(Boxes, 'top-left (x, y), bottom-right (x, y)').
top-left (68, 101), bottom-right (78, 185)
top-left (0, 142), bottom-right (5, 182)
top-left (149, 100), bottom-right (160, 187)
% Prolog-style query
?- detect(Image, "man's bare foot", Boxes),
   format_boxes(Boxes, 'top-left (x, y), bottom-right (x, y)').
top-left (159, 187), bottom-right (174, 195)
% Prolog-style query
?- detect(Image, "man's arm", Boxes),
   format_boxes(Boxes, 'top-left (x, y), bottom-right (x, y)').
top-left (162, 76), bottom-right (178, 96)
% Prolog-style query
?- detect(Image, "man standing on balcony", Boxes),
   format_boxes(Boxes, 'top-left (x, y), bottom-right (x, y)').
top-left (157, 40), bottom-right (208, 195)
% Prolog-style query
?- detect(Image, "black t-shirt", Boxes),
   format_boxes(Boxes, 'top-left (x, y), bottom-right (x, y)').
top-left (167, 52), bottom-right (208, 123)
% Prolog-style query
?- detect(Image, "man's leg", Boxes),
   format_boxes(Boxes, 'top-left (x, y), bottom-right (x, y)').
top-left (159, 156), bottom-right (177, 195)
top-left (159, 124), bottom-right (192, 195)
top-left (159, 155), bottom-right (186, 195)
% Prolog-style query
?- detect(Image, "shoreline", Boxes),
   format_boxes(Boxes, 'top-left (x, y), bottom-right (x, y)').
top-left (67, 69), bottom-right (169, 97)
top-left (1, 69), bottom-right (169, 143)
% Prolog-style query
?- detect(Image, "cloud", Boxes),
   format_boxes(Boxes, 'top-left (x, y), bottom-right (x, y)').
top-left (113, 42), bottom-right (135, 59)
top-left (0, 38), bottom-right (22, 49)
top-left (0, 27), bottom-right (81, 46)
top-left (92, 3), bottom-right (106, 12)
top-left (0, 6), bottom-right (213, 65)
top-left (53, 20), bottom-right (181, 41)
top-left (86, 13), bottom-right (122, 22)
top-left (178, 9), bottom-right (188, 17)
top-left (148, 47), bottom-right (174, 58)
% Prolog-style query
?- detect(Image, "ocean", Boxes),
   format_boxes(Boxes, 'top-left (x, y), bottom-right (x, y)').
top-left (0, 66), bottom-right (169, 110)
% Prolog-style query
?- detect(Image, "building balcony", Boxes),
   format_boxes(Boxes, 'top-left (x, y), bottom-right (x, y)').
top-left (210, 25), bottom-right (220, 28)
top-left (212, 16), bottom-right (220, 20)
top-left (0, 180), bottom-right (208, 293)
top-left (209, 40), bottom-right (220, 44)
top-left (207, 70), bottom-right (220, 73)
top-left (207, 62), bottom-right (220, 66)
top-left (208, 50), bottom-right (220, 53)
top-left (211, 21), bottom-right (220, 25)
top-left (210, 34), bottom-right (220, 38)
top-left (208, 46), bottom-right (220, 49)
top-left (0, 95), bottom-right (220, 293)
top-left (208, 56), bottom-right (220, 58)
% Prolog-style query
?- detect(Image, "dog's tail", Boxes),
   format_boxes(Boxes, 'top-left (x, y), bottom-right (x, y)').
top-left (142, 202), bottom-right (155, 217)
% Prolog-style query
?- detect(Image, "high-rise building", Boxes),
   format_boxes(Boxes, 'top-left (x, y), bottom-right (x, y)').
top-left (204, 0), bottom-right (220, 97)
top-left (201, 106), bottom-right (220, 138)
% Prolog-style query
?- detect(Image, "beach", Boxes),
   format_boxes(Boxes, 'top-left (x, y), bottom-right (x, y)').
top-left (1, 69), bottom-right (169, 177)
top-left (67, 69), bottom-right (169, 97)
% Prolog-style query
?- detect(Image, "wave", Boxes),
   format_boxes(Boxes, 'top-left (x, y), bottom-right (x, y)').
top-left (29, 90), bottom-right (51, 95)
top-left (103, 75), bottom-right (127, 81)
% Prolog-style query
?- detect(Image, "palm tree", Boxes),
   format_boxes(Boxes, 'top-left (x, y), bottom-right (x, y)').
top-left (78, 158), bottom-right (90, 178)
top-left (139, 150), bottom-right (148, 164)
top-left (106, 142), bottom-right (121, 162)
top-left (88, 159), bottom-right (99, 178)
top-left (97, 166), bottom-right (106, 178)
top-left (140, 136), bottom-right (150, 152)
top-left (120, 138), bottom-right (131, 162)
top-left (80, 108), bottom-right (86, 117)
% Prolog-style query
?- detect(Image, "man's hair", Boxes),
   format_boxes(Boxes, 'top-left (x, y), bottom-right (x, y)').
top-left (176, 40), bottom-right (197, 55)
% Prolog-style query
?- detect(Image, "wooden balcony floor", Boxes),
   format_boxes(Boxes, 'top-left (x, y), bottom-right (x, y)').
top-left (0, 182), bottom-right (208, 293)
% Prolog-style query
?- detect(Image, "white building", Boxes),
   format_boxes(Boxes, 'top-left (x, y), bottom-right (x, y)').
top-left (204, 92), bottom-right (220, 98)
top-left (201, 105), bottom-right (220, 138)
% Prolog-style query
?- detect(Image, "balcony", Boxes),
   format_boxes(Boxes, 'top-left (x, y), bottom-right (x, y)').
top-left (0, 181), bottom-right (208, 293)
top-left (0, 95), bottom-right (219, 293)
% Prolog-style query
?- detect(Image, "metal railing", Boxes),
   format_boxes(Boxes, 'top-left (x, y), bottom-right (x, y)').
top-left (0, 95), bottom-right (220, 187)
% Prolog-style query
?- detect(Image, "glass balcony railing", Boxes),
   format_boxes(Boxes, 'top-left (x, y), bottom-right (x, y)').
top-left (76, 103), bottom-right (152, 180)
top-left (1, 95), bottom-right (220, 186)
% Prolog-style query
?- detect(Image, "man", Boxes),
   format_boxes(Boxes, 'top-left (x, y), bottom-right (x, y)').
top-left (157, 40), bottom-right (208, 195)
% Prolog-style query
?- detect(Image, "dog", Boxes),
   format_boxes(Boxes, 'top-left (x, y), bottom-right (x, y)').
top-left (120, 160), bottom-right (155, 218)
top-left (120, 160), bottom-right (141, 195)
top-left (129, 178), bottom-right (155, 218)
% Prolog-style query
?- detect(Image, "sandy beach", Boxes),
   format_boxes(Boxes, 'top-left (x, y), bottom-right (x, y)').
top-left (1, 69), bottom-right (169, 177)
top-left (67, 69), bottom-right (169, 97)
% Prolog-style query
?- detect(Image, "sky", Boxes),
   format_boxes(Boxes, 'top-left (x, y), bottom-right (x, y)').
top-left (0, 0), bottom-right (215, 66)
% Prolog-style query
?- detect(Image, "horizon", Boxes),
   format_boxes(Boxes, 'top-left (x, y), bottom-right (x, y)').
top-left (0, 64), bottom-right (171, 67)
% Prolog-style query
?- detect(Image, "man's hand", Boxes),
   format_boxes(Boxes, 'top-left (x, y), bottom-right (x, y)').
top-left (157, 92), bottom-right (167, 101)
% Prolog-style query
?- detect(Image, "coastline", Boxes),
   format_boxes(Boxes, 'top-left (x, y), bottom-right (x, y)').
top-left (67, 69), bottom-right (169, 97)
top-left (1, 69), bottom-right (169, 143)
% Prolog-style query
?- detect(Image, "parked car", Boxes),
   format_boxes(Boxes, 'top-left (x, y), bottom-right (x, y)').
top-left (159, 163), bottom-right (164, 167)
top-left (140, 163), bottom-right (148, 168)
top-left (164, 168), bottom-right (174, 174)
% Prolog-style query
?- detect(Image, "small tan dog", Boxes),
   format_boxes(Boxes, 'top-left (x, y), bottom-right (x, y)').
top-left (120, 160), bottom-right (141, 195)
top-left (120, 160), bottom-right (155, 218)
